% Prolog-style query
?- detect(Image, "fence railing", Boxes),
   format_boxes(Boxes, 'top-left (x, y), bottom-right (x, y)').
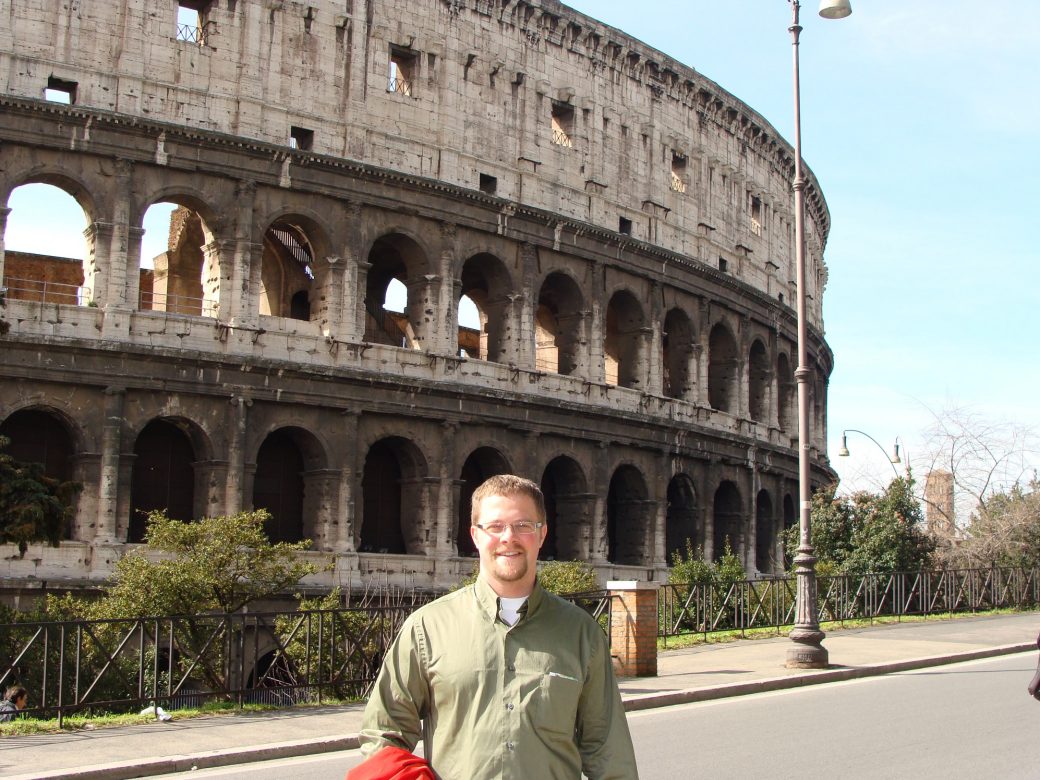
top-left (0, 599), bottom-right (426, 725)
top-left (659, 567), bottom-right (1040, 641)
top-left (139, 289), bottom-right (218, 317)
top-left (2, 276), bottom-right (91, 306)
top-left (0, 589), bottom-right (613, 724)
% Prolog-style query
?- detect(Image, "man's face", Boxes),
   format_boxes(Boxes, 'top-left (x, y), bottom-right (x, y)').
top-left (470, 492), bottom-right (546, 598)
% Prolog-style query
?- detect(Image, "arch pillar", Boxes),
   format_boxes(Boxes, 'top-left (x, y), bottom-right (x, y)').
top-left (124, 225), bottom-right (145, 311)
top-left (0, 205), bottom-right (10, 283)
top-left (652, 453), bottom-right (668, 570)
top-left (737, 316), bottom-right (751, 420)
top-left (434, 421), bottom-right (458, 556)
top-left (332, 411), bottom-right (360, 553)
top-left (695, 302), bottom-right (711, 407)
top-left (338, 203), bottom-right (365, 342)
top-left (225, 395), bottom-right (251, 515)
top-left (685, 343), bottom-right (702, 403)
top-left (305, 468), bottom-right (340, 551)
top-left (353, 259), bottom-right (373, 342)
top-left (646, 282), bottom-right (663, 394)
top-left (768, 329), bottom-right (781, 430)
top-left (403, 275), bottom-right (440, 350)
top-left (95, 386), bottom-right (125, 543)
top-left (316, 254), bottom-right (345, 338)
top-left (588, 266), bottom-right (606, 383)
top-left (230, 180), bottom-right (259, 328)
top-left (514, 242), bottom-right (539, 370)
top-left (434, 222), bottom-right (458, 354)
top-left (589, 441), bottom-right (610, 562)
top-left (202, 239), bottom-right (233, 318)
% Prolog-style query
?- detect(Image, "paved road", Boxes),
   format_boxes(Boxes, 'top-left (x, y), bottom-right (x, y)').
top-left (148, 653), bottom-right (1040, 780)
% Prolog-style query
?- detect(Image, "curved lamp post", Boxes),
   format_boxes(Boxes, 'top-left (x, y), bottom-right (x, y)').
top-left (838, 429), bottom-right (901, 477)
top-left (786, 0), bottom-right (852, 670)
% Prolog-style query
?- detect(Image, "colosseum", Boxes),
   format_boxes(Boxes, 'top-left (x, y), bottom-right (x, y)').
top-left (0, 0), bottom-right (834, 597)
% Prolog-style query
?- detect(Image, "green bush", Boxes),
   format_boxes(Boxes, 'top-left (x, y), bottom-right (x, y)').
top-left (669, 539), bottom-right (714, 586)
top-left (537, 560), bottom-right (599, 595)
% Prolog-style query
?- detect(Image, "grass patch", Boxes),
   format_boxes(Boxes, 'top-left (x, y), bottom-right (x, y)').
top-left (0, 698), bottom-right (353, 737)
top-left (657, 606), bottom-right (1031, 652)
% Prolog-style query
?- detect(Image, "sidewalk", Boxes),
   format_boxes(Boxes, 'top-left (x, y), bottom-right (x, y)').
top-left (2, 612), bottom-right (1037, 780)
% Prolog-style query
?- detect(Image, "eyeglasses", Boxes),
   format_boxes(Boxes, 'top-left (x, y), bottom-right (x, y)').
top-left (474, 521), bottom-right (544, 536)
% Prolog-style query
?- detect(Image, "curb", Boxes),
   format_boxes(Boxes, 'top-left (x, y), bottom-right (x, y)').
top-left (621, 642), bottom-right (1035, 711)
top-left (13, 643), bottom-right (1035, 780)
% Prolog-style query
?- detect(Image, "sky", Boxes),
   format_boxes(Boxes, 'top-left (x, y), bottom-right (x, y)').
top-left (4, 1), bottom-right (1038, 497)
top-left (561, 0), bottom-right (1040, 493)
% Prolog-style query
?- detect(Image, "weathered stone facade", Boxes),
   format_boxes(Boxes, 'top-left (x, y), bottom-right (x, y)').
top-left (0, 0), bottom-right (834, 595)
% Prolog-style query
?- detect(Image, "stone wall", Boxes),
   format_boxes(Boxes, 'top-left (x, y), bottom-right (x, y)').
top-left (0, 0), bottom-right (835, 595)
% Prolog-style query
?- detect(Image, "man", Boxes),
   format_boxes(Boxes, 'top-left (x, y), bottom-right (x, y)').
top-left (359, 474), bottom-right (638, 779)
top-left (0, 685), bottom-right (27, 722)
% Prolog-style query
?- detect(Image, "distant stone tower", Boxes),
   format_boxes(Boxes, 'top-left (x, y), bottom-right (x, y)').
top-left (924, 471), bottom-right (955, 535)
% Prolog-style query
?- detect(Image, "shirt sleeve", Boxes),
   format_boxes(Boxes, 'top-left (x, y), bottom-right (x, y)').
top-left (575, 631), bottom-right (640, 780)
top-left (358, 616), bottom-right (429, 757)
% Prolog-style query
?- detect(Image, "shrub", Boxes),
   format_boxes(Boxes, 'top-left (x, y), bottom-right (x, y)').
top-left (537, 560), bottom-right (599, 595)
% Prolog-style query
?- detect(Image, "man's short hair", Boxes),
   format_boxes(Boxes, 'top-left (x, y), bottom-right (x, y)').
top-left (4, 685), bottom-right (26, 703)
top-left (470, 474), bottom-right (546, 526)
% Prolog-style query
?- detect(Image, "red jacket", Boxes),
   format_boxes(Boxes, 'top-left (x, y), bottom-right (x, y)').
top-left (347, 746), bottom-right (435, 780)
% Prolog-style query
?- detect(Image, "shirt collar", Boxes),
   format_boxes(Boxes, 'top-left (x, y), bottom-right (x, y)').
top-left (473, 574), bottom-right (545, 623)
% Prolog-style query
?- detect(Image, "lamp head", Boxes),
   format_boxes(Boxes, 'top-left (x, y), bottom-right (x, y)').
top-left (819, 0), bottom-right (852, 19)
top-left (838, 432), bottom-right (850, 457)
top-left (891, 441), bottom-right (902, 465)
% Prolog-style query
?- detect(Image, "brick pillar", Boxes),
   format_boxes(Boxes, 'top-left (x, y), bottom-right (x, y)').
top-left (607, 580), bottom-right (658, 678)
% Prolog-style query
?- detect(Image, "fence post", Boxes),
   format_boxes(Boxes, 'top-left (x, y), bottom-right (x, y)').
top-left (607, 581), bottom-right (658, 678)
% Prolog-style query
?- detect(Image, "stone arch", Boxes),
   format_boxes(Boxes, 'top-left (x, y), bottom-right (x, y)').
top-left (755, 489), bottom-right (775, 574)
top-left (535, 271), bottom-right (585, 376)
top-left (259, 212), bottom-right (332, 324)
top-left (458, 252), bottom-right (514, 363)
top-left (457, 446), bottom-right (512, 557)
top-left (138, 204), bottom-right (219, 316)
top-left (748, 338), bottom-right (770, 423)
top-left (129, 418), bottom-right (201, 542)
top-left (3, 177), bottom-right (96, 307)
top-left (712, 480), bottom-right (744, 563)
top-left (0, 406), bottom-right (79, 540)
top-left (666, 473), bottom-right (698, 561)
top-left (708, 322), bottom-right (739, 414)
top-left (662, 307), bottom-right (695, 400)
top-left (607, 464), bottom-right (651, 565)
top-left (3, 169), bottom-right (97, 220)
top-left (777, 352), bottom-right (795, 433)
top-left (359, 436), bottom-right (428, 554)
top-left (604, 289), bottom-right (646, 389)
top-left (252, 426), bottom-right (326, 544)
top-left (364, 232), bottom-right (431, 348)
top-left (540, 455), bottom-right (588, 561)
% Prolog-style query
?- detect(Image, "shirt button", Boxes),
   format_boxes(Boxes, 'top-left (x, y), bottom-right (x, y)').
top-left (507, 664), bottom-right (515, 672)
top-left (507, 742), bottom-right (515, 751)
top-left (506, 703), bottom-right (514, 711)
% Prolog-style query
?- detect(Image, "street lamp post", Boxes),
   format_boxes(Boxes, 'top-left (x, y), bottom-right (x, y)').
top-left (838, 429), bottom-right (902, 477)
top-left (786, 0), bottom-right (851, 670)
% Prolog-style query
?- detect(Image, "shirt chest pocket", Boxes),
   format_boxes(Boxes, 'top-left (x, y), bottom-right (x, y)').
top-left (521, 668), bottom-right (583, 738)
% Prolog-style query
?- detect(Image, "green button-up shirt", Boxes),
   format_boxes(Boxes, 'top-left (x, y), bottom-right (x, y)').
top-left (359, 577), bottom-right (639, 780)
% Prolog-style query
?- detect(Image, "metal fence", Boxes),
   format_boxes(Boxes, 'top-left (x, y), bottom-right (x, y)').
top-left (0, 589), bottom-right (615, 724)
top-left (2, 276), bottom-right (91, 306)
top-left (0, 601), bottom-right (423, 725)
top-left (659, 566), bottom-right (1040, 642)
